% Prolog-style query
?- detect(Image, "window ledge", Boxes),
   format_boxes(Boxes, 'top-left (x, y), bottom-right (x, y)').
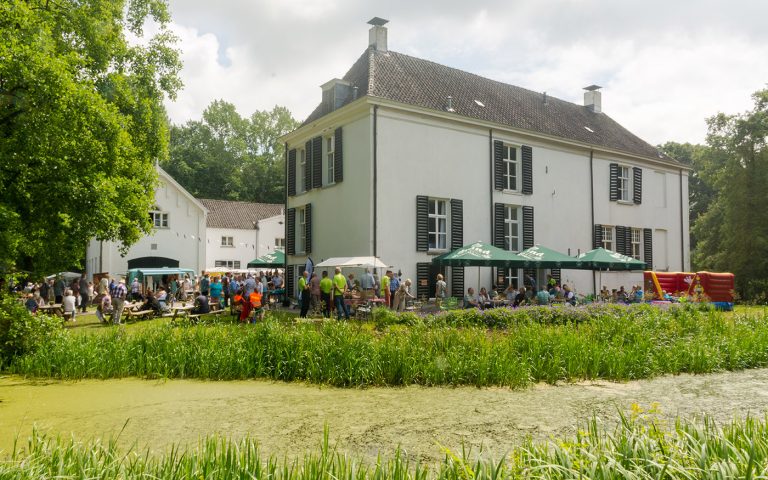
top-left (426, 249), bottom-right (449, 256)
top-left (501, 189), bottom-right (522, 196)
top-left (616, 200), bottom-right (635, 205)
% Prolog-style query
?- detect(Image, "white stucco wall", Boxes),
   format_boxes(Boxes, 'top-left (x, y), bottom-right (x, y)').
top-left (256, 215), bottom-right (285, 256)
top-left (284, 101), bottom-right (690, 298)
top-left (205, 227), bottom-right (256, 270)
top-left (85, 170), bottom-right (207, 280)
top-left (287, 110), bottom-right (373, 264)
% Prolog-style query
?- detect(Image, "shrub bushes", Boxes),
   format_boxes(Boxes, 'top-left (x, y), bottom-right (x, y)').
top-left (0, 296), bottom-right (63, 368)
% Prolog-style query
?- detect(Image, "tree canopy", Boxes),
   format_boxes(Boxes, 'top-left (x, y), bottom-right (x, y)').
top-left (664, 89), bottom-right (768, 299)
top-left (162, 101), bottom-right (299, 204)
top-left (0, 0), bottom-right (181, 275)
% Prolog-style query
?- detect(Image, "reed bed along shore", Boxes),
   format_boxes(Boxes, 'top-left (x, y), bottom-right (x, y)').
top-left (8, 305), bottom-right (768, 387)
top-left (2, 412), bottom-right (767, 479)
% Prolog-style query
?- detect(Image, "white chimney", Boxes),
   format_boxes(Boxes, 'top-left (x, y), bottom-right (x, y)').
top-left (368, 17), bottom-right (388, 52)
top-left (583, 85), bottom-right (602, 113)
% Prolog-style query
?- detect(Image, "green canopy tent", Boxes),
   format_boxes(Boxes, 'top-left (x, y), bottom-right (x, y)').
top-left (576, 247), bottom-right (646, 270)
top-left (432, 242), bottom-right (528, 297)
top-left (432, 241), bottom-right (527, 267)
top-left (516, 245), bottom-right (585, 269)
top-left (247, 250), bottom-right (285, 268)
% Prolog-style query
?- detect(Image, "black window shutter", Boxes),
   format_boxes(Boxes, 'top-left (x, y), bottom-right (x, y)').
top-left (550, 269), bottom-right (561, 285)
top-left (609, 163), bottom-right (619, 201)
top-left (522, 206), bottom-right (534, 249)
top-left (450, 199), bottom-right (463, 250)
top-left (521, 145), bottom-right (533, 195)
top-left (304, 140), bottom-right (312, 191)
top-left (334, 127), bottom-right (343, 183)
top-left (493, 203), bottom-right (505, 248)
top-left (304, 203), bottom-right (312, 254)
top-left (633, 167), bottom-right (642, 204)
top-left (287, 149), bottom-right (296, 197)
top-left (643, 228), bottom-right (653, 269)
top-left (593, 224), bottom-right (603, 249)
top-left (451, 266), bottom-right (464, 297)
top-left (286, 208), bottom-right (296, 255)
top-left (493, 140), bottom-right (504, 191)
top-left (286, 265), bottom-right (295, 300)
top-left (416, 262), bottom-right (431, 299)
top-left (623, 226), bottom-right (632, 256)
top-left (311, 136), bottom-right (322, 189)
top-left (615, 225), bottom-right (626, 255)
top-left (416, 196), bottom-right (429, 252)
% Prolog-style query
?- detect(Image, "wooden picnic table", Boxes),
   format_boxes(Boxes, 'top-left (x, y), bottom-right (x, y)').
top-left (171, 305), bottom-right (194, 321)
top-left (38, 304), bottom-right (64, 317)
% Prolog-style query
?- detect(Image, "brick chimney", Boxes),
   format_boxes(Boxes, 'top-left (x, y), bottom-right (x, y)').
top-left (368, 17), bottom-right (388, 52)
top-left (583, 85), bottom-right (602, 113)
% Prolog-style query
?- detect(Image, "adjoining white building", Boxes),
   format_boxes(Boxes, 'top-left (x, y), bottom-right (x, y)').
top-left (85, 166), bottom-right (284, 280)
top-left (201, 199), bottom-right (284, 271)
top-left (280, 19), bottom-right (690, 299)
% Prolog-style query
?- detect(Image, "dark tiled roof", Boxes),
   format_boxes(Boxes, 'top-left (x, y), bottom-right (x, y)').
top-left (304, 48), bottom-right (670, 161)
top-left (199, 199), bottom-right (283, 229)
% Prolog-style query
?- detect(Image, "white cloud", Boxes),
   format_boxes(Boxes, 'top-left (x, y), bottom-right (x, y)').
top-left (162, 0), bottom-right (768, 144)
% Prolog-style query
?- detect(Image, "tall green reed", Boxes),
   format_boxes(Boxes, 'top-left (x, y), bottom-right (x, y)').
top-left (3, 414), bottom-right (768, 479)
top-left (8, 305), bottom-right (768, 387)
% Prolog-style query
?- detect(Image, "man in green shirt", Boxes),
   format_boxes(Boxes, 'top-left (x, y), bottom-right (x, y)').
top-left (298, 271), bottom-right (310, 318)
top-left (380, 270), bottom-right (391, 308)
top-left (319, 271), bottom-right (333, 318)
top-left (333, 267), bottom-right (350, 320)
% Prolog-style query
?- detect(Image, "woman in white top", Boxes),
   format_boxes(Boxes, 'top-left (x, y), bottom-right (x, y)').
top-left (62, 289), bottom-right (77, 321)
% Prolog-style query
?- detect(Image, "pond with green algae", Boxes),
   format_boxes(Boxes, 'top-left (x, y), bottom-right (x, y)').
top-left (2, 368), bottom-right (768, 462)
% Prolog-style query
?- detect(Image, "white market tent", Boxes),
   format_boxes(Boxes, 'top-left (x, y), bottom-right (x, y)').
top-left (45, 271), bottom-right (82, 281)
top-left (315, 256), bottom-right (390, 269)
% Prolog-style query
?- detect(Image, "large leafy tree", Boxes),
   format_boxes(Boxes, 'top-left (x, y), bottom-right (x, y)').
top-left (691, 89), bottom-right (768, 298)
top-left (164, 101), bottom-right (298, 203)
top-left (0, 0), bottom-right (181, 275)
top-left (658, 141), bottom-right (727, 260)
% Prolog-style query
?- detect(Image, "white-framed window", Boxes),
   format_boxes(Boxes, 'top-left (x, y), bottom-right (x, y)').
top-left (498, 268), bottom-right (521, 289)
top-left (618, 166), bottom-right (632, 202)
top-left (602, 226), bottom-right (614, 251)
top-left (221, 236), bottom-right (234, 247)
top-left (504, 205), bottom-right (520, 252)
top-left (503, 144), bottom-right (519, 191)
top-left (631, 228), bottom-right (642, 260)
top-left (297, 207), bottom-right (306, 254)
top-left (275, 238), bottom-right (285, 249)
top-left (215, 260), bottom-right (241, 269)
top-left (149, 211), bottom-right (169, 228)
top-left (428, 198), bottom-right (448, 251)
top-left (298, 148), bottom-right (306, 193)
top-left (325, 135), bottom-right (335, 186)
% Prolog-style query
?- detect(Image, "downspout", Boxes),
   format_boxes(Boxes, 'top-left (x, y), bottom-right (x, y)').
top-left (589, 150), bottom-right (596, 296)
top-left (373, 105), bottom-right (378, 257)
top-left (489, 129), bottom-right (494, 285)
top-left (284, 142), bottom-right (289, 273)
top-left (679, 168), bottom-right (684, 271)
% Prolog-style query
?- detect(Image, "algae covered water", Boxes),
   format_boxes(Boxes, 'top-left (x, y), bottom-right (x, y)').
top-left (2, 369), bottom-right (768, 461)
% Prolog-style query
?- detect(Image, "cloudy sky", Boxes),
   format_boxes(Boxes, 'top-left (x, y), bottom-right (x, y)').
top-left (161, 0), bottom-right (768, 145)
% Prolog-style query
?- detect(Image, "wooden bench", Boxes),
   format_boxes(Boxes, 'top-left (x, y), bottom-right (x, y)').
top-left (123, 309), bottom-right (155, 321)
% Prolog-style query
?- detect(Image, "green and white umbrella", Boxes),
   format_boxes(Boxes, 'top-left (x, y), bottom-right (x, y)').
top-left (247, 250), bottom-right (285, 268)
top-left (432, 242), bottom-right (527, 267)
top-left (517, 245), bottom-right (584, 269)
top-left (577, 247), bottom-right (646, 270)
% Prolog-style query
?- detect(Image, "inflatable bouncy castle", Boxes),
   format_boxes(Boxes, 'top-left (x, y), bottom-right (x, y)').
top-left (644, 271), bottom-right (735, 310)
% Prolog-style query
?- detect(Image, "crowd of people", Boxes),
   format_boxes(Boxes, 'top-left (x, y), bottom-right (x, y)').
top-left (297, 268), bottom-right (416, 320)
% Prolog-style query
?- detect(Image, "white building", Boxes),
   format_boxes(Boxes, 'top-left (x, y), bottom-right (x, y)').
top-left (85, 167), bottom-right (284, 279)
top-left (280, 19), bottom-right (690, 299)
top-left (201, 199), bottom-right (284, 271)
